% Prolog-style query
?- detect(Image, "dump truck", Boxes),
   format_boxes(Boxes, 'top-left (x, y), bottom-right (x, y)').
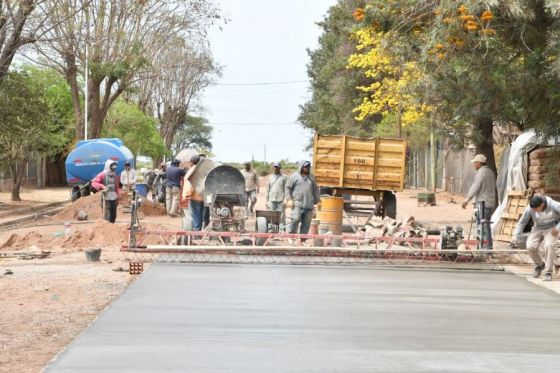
top-left (312, 134), bottom-right (407, 218)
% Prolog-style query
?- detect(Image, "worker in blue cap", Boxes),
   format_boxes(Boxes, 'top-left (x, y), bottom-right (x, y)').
top-left (165, 159), bottom-right (186, 217)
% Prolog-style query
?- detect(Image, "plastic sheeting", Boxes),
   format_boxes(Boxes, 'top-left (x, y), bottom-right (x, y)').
top-left (496, 145), bottom-right (510, 203)
top-left (491, 130), bottom-right (539, 234)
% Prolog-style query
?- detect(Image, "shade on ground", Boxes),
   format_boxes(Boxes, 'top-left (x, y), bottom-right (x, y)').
top-left (46, 264), bottom-right (560, 372)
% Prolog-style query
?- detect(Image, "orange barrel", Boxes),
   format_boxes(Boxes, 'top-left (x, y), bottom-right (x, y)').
top-left (317, 196), bottom-right (343, 246)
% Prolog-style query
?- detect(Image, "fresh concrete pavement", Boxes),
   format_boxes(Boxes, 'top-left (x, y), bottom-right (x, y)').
top-left (46, 264), bottom-right (560, 372)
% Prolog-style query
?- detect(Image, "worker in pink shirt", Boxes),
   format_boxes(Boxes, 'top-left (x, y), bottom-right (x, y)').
top-left (92, 160), bottom-right (121, 223)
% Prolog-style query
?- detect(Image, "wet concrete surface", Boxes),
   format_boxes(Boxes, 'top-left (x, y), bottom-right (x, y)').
top-left (46, 264), bottom-right (560, 372)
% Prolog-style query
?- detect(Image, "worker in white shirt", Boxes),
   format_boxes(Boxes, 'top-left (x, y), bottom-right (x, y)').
top-left (120, 161), bottom-right (137, 191)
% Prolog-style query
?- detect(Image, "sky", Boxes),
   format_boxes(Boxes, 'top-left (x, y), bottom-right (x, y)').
top-left (200, 0), bottom-right (338, 163)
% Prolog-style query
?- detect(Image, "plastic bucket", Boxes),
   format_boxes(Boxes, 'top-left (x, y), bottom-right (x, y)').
top-left (85, 248), bottom-right (102, 262)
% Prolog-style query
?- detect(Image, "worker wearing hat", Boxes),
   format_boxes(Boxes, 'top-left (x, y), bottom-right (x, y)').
top-left (120, 161), bottom-right (137, 191)
top-left (462, 154), bottom-right (497, 250)
top-left (266, 162), bottom-right (287, 228)
top-left (241, 161), bottom-right (259, 215)
top-left (512, 195), bottom-right (560, 281)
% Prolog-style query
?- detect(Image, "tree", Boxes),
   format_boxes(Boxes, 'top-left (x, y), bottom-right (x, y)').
top-left (349, 1), bottom-right (560, 174)
top-left (0, 1), bottom-right (45, 80)
top-left (171, 115), bottom-right (213, 156)
top-left (347, 27), bottom-right (431, 140)
top-left (148, 38), bottom-right (219, 152)
top-left (299, 0), bottom-right (379, 137)
top-left (35, 0), bottom-right (221, 140)
top-left (0, 71), bottom-right (64, 201)
top-left (102, 100), bottom-right (167, 162)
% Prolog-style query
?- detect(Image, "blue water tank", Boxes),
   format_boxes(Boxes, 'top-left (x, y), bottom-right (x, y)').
top-left (65, 138), bottom-right (134, 185)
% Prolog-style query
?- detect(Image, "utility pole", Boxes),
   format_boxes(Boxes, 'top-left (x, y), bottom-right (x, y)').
top-left (84, 3), bottom-right (90, 141)
top-left (84, 43), bottom-right (88, 140)
top-left (264, 145), bottom-right (267, 163)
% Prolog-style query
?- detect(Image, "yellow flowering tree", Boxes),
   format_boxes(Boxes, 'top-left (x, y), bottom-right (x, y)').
top-left (347, 27), bottom-right (431, 142)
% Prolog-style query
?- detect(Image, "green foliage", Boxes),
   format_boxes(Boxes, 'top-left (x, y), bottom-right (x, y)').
top-left (0, 70), bottom-right (64, 164)
top-left (376, 113), bottom-right (431, 149)
top-left (299, 0), bottom-right (380, 138)
top-left (102, 100), bottom-right (167, 161)
top-left (224, 161), bottom-right (300, 177)
top-left (171, 115), bottom-right (213, 156)
top-left (22, 66), bottom-right (75, 156)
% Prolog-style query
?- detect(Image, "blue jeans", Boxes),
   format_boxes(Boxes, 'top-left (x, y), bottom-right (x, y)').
top-left (290, 206), bottom-right (314, 234)
top-left (190, 200), bottom-right (204, 231)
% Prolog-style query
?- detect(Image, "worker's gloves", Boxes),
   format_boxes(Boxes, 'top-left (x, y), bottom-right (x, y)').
top-left (509, 238), bottom-right (518, 249)
top-left (284, 199), bottom-right (293, 209)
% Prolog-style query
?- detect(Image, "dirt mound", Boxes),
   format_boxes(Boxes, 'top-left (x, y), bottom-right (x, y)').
top-left (53, 194), bottom-right (131, 221)
top-left (0, 219), bottom-right (128, 251)
top-left (140, 202), bottom-right (166, 216)
top-left (1, 231), bottom-right (45, 250)
top-left (54, 194), bottom-right (104, 221)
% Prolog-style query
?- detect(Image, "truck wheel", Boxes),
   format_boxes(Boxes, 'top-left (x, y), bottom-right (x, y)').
top-left (382, 191), bottom-right (397, 219)
top-left (80, 186), bottom-right (90, 197)
top-left (256, 217), bottom-right (268, 246)
top-left (71, 186), bottom-right (81, 202)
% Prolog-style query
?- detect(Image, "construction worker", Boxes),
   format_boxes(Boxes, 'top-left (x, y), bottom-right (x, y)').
top-left (144, 168), bottom-right (157, 201)
top-left (165, 159), bottom-right (186, 217)
top-left (462, 154), bottom-right (496, 250)
top-left (91, 160), bottom-right (121, 223)
top-left (511, 195), bottom-right (560, 281)
top-left (285, 160), bottom-right (319, 234)
top-left (241, 161), bottom-right (259, 215)
top-left (266, 162), bottom-right (287, 228)
top-left (183, 154), bottom-right (205, 230)
top-left (120, 161), bottom-right (137, 191)
top-left (152, 162), bottom-right (167, 203)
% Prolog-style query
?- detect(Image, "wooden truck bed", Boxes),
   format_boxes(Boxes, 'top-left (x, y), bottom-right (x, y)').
top-left (313, 134), bottom-right (406, 192)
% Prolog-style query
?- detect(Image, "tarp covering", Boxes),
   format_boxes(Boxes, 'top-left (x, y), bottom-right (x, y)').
top-left (491, 131), bottom-right (539, 234)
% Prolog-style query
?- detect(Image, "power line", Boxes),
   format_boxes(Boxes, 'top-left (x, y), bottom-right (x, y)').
top-left (214, 80), bottom-right (308, 86)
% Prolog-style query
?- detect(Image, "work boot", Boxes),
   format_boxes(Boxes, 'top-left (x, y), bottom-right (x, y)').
top-left (543, 272), bottom-right (553, 282)
top-left (533, 264), bottom-right (545, 278)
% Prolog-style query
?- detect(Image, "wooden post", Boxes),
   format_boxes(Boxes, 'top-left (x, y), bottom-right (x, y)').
top-left (431, 126), bottom-right (436, 193)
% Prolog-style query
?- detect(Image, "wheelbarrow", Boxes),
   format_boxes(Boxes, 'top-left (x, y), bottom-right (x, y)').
top-left (255, 210), bottom-right (281, 245)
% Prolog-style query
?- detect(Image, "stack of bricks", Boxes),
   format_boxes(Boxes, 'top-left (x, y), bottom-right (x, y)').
top-left (528, 147), bottom-right (560, 201)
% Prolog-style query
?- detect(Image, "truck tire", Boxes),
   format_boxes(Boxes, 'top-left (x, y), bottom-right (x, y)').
top-left (256, 217), bottom-right (268, 246)
top-left (80, 186), bottom-right (91, 197)
top-left (71, 186), bottom-right (81, 202)
top-left (382, 191), bottom-right (397, 219)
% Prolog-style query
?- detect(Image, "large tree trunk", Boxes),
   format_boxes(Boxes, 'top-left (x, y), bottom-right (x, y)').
top-left (9, 160), bottom-right (26, 201)
top-left (157, 105), bottom-right (186, 165)
top-left (0, 0), bottom-right (35, 81)
top-left (89, 78), bottom-right (123, 139)
top-left (65, 56), bottom-right (85, 141)
top-left (474, 117), bottom-right (496, 175)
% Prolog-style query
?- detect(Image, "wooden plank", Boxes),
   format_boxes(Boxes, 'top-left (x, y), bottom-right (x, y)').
top-left (495, 235), bottom-right (512, 242)
top-left (339, 135), bottom-right (347, 188)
